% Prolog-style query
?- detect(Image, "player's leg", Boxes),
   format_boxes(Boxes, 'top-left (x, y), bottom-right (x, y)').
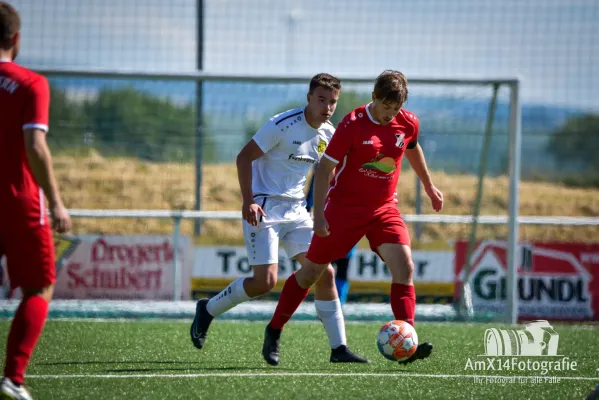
top-left (332, 258), bottom-right (349, 305)
top-left (190, 221), bottom-right (280, 350)
top-left (263, 252), bottom-right (367, 365)
top-left (335, 244), bottom-right (356, 306)
top-left (306, 255), bottom-right (369, 363)
top-left (262, 209), bottom-right (364, 365)
top-left (281, 216), bottom-right (349, 350)
top-left (376, 242), bottom-right (432, 364)
top-left (191, 262), bottom-right (278, 349)
top-left (376, 243), bottom-right (416, 324)
top-left (367, 207), bottom-right (432, 364)
top-left (268, 205), bottom-right (363, 331)
top-left (312, 262), bottom-right (342, 342)
top-left (2, 225), bottom-right (54, 399)
top-left (332, 248), bottom-right (354, 305)
top-left (310, 260), bottom-right (343, 345)
top-left (260, 218), bottom-right (316, 366)
top-left (268, 213), bottom-right (346, 333)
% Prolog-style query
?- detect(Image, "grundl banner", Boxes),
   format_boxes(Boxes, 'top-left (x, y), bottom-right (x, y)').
top-left (454, 241), bottom-right (599, 321)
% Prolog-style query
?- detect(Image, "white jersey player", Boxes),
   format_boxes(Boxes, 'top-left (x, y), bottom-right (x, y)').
top-left (190, 73), bottom-right (369, 365)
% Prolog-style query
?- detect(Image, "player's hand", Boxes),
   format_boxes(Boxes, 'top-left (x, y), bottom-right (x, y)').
top-left (425, 184), bottom-right (444, 212)
top-left (242, 202), bottom-right (266, 227)
top-left (313, 213), bottom-right (330, 237)
top-left (50, 202), bottom-right (71, 233)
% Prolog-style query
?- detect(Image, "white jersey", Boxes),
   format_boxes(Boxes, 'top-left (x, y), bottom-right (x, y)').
top-left (251, 107), bottom-right (335, 200)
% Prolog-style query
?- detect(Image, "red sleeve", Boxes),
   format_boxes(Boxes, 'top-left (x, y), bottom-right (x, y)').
top-left (323, 115), bottom-right (355, 164)
top-left (412, 113), bottom-right (419, 143)
top-left (23, 76), bottom-right (50, 133)
top-left (403, 110), bottom-right (419, 149)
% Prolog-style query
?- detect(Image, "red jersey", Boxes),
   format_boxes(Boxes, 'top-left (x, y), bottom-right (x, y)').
top-left (323, 104), bottom-right (419, 208)
top-left (0, 60), bottom-right (50, 227)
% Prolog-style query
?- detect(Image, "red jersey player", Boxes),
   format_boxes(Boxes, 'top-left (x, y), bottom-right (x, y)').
top-left (262, 70), bottom-right (443, 366)
top-left (0, 3), bottom-right (71, 399)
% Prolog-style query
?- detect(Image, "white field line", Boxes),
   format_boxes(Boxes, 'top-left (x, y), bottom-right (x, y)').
top-left (26, 372), bottom-right (598, 381)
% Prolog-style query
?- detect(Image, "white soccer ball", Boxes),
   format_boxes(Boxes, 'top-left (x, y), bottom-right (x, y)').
top-left (376, 320), bottom-right (418, 362)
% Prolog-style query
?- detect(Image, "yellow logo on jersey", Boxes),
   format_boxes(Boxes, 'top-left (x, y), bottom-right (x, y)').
top-left (317, 140), bottom-right (326, 155)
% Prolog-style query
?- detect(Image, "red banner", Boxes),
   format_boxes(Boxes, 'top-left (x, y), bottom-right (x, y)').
top-left (455, 241), bottom-right (599, 321)
top-left (53, 235), bottom-right (192, 300)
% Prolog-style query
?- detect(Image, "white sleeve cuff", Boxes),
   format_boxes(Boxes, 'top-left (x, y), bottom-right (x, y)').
top-left (323, 153), bottom-right (339, 164)
top-left (23, 123), bottom-right (48, 132)
top-left (252, 137), bottom-right (269, 153)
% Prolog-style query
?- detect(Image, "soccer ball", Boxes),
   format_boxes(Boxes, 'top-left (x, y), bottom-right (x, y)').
top-left (376, 320), bottom-right (418, 362)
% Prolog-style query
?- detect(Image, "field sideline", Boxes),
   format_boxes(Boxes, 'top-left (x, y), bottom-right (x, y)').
top-left (1, 319), bottom-right (596, 399)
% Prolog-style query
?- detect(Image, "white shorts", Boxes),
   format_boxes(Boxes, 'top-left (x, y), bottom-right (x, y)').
top-left (243, 196), bottom-right (313, 266)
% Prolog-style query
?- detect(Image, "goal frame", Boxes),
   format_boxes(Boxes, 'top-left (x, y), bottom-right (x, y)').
top-left (34, 67), bottom-right (522, 324)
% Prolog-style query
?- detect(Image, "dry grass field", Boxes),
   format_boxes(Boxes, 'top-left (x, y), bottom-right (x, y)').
top-left (54, 152), bottom-right (599, 244)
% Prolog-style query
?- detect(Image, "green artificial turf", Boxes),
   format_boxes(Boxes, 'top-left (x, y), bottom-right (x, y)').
top-left (0, 320), bottom-right (596, 399)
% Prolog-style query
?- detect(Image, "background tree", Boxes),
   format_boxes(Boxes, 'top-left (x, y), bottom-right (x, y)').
top-left (547, 114), bottom-right (599, 171)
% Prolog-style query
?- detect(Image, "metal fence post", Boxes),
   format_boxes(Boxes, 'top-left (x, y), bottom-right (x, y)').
top-left (173, 216), bottom-right (182, 301)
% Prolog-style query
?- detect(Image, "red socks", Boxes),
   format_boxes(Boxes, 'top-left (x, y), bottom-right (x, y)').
top-left (391, 283), bottom-right (416, 326)
top-left (269, 273), bottom-right (309, 330)
top-left (4, 295), bottom-right (49, 385)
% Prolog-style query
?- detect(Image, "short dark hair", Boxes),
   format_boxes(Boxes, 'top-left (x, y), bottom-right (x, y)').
top-left (309, 73), bottom-right (341, 94)
top-left (373, 70), bottom-right (409, 106)
top-left (0, 1), bottom-right (20, 50)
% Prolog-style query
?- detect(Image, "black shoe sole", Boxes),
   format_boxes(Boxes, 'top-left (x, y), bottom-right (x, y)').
top-left (190, 299), bottom-right (209, 350)
top-left (262, 327), bottom-right (281, 366)
top-left (330, 346), bottom-right (371, 363)
top-left (399, 342), bottom-right (433, 365)
top-left (262, 354), bottom-right (280, 366)
top-left (262, 344), bottom-right (280, 366)
top-left (330, 357), bottom-right (372, 364)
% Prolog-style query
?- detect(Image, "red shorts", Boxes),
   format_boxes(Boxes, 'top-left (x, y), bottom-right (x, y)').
top-left (0, 222), bottom-right (55, 291)
top-left (306, 202), bottom-right (410, 265)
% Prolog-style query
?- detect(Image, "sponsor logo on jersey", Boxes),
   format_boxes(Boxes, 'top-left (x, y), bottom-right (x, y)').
top-left (288, 154), bottom-right (316, 164)
top-left (0, 77), bottom-right (19, 94)
top-left (317, 140), bottom-right (326, 155)
top-left (395, 133), bottom-right (406, 148)
top-left (361, 154), bottom-right (396, 174)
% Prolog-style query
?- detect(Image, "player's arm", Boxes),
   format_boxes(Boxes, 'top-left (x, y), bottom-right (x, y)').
top-left (405, 142), bottom-right (432, 188)
top-left (312, 117), bottom-right (354, 236)
top-left (236, 119), bottom-right (279, 226)
top-left (312, 157), bottom-right (337, 236)
top-left (23, 77), bottom-right (71, 233)
top-left (405, 143), bottom-right (443, 212)
top-left (236, 140), bottom-right (264, 205)
top-left (236, 140), bottom-right (266, 226)
top-left (305, 169), bottom-right (315, 213)
top-left (24, 129), bottom-right (64, 209)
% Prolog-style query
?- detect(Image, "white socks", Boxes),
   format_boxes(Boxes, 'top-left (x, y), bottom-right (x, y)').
top-left (206, 278), bottom-right (251, 317)
top-left (206, 280), bottom-right (347, 349)
top-left (315, 299), bottom-right (347, 349)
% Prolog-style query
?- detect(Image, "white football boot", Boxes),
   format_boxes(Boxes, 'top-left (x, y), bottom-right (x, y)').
top-left (0, 378), bottom-right (32, 400)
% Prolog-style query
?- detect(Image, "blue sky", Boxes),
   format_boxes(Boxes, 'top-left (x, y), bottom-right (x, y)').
top-left (10, 0), bottom-right (599, 111)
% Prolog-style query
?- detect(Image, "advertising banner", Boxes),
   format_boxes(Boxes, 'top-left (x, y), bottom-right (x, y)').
top-left (454, 240), bottom-right (599, 320)
top-left (52, 235), bottom-right (192, 300)
top-left (193, 245), bottom-right (454, 302)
